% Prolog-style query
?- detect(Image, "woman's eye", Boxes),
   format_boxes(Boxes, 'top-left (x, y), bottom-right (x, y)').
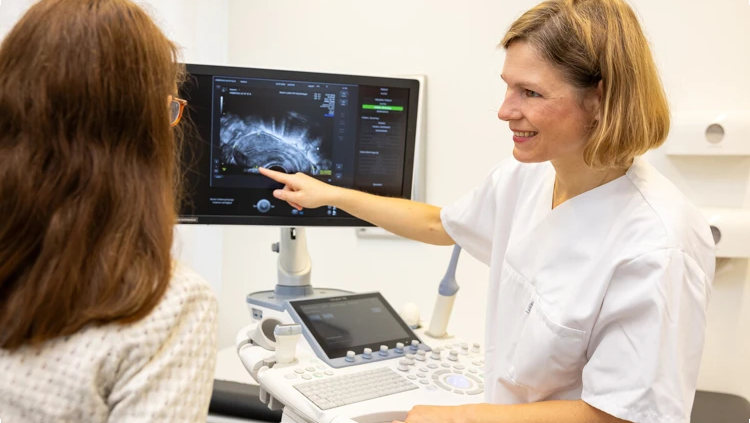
top-left (524, 89), bottom-right (541, 98)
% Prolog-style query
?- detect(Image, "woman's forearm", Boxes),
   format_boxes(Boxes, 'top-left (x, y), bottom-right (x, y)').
top-left (331, 188), bottom-right (454, 246)
top-left (460, 400), bottom-right (630, 423)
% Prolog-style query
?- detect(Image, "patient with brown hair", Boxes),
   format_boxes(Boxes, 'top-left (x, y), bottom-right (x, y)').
top-left (0, 1), bottom-right (218, 421)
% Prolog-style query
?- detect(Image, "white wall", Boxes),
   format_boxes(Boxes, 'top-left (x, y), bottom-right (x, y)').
top-left (222, 0), bottom-right (750, 400)
top-left (0, 0), bottom-right (33, 38)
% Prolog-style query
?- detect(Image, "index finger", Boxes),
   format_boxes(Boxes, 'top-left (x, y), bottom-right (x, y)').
top-left (258, 167), bottom-right (292, 184)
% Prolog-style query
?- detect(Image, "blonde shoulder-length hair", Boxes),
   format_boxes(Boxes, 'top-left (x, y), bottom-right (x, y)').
top-left (501, 0), bottom-right (670, 169)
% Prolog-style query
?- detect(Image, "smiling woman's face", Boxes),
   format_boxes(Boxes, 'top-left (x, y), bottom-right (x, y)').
top-left (497, 40), bottom-right (601, 165)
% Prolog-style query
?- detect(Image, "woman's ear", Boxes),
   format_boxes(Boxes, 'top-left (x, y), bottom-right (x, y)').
top-left (589, 80), bottom-right (603, 122)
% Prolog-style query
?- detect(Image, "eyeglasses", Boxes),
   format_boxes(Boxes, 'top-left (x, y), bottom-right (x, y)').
top-left (169, 97), bottom-right (187, 127)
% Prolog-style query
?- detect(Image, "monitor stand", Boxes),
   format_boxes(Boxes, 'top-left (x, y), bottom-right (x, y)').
top-left (246, 227), bottom-right (353, 312)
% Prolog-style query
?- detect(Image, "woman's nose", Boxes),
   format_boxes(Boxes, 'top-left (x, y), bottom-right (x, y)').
top-left (497, 93), bottom-right (520, 122)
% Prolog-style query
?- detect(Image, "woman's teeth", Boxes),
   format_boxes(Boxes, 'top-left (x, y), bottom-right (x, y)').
top-left (513, 131), bottom-right (538, 137)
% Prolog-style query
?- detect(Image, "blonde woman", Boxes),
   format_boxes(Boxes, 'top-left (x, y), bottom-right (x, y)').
top-left (259, 0), bottom-right (715, 422)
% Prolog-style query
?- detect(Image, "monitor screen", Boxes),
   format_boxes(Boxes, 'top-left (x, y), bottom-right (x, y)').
top-left (177, 64), bottom-right (420, 226)
top-left (289, 293), bottom-right (417, 360)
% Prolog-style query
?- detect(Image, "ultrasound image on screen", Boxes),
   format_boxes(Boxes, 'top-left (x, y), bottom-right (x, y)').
top-left (218, 91), bottom-right (333, 177)
top-left (177, 66), bottom-right (419, 225)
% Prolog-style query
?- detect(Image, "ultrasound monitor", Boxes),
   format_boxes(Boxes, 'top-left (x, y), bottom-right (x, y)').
top-left (177, 64), bottom-right (421, 226)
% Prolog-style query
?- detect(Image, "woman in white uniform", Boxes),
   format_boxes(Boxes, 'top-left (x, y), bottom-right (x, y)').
top-left (260, 0), bottom-right (715, 422)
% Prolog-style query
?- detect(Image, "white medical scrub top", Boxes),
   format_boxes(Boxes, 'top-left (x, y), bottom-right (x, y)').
top-left (441, 157), bottom-right (715, 423)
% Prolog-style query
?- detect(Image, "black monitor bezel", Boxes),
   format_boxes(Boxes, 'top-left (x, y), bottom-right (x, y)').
top-left (178, 63), bottom-right (420, 227)
top-left (288, 292), bottom-right (418, 360)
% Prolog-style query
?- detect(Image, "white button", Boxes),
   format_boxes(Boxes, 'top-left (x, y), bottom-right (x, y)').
top-left (324, 370), bottom-right (334, 376)
top-left (302, 374), bottom-right (312, 380)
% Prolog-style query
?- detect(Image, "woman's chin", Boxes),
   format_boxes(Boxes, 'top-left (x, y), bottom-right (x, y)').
top-left (512, 148), bottom-right (547, 164)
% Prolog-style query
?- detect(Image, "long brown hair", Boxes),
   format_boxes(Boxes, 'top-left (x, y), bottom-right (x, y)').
top-left (501, 0), bottom-right (670, 169)
top-left (0, 0), bottom-right (184, 350)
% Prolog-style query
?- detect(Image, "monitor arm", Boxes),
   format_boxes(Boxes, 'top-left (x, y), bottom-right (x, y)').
top-left (272, 227), bottom-right (313, 296)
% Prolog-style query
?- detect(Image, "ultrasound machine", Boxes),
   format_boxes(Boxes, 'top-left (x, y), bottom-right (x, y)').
top-left (178, 64), bottom-right (485, 423)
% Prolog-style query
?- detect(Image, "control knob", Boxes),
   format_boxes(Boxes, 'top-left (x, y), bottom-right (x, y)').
top-left (379, 345), bottom-right (389, 356)
top-left (405, 354), bottom-right (415, 365)
top-left (460, 343), bottom-right (469, 355)
top-left (256, 199), bottom-right (271, 213)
